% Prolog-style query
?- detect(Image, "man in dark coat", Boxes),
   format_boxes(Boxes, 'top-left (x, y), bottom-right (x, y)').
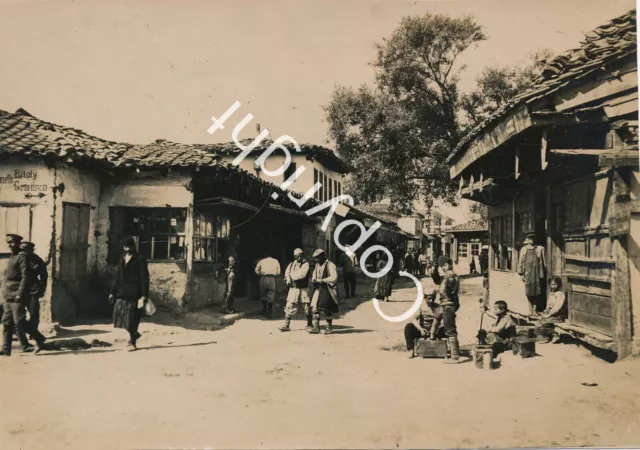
top-left (1, 234), bottom-right (34, 356)
top-left (20, 241), bottom-right (48, 348)
top-left (109, 236), bottom-right (150, 351)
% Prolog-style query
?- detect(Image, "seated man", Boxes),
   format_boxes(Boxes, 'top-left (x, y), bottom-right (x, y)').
top-left (484, 300), bottom-right (516, 355)
top-left (404, 289), bottom-right (445, 358)
top-left (535, 276), bottom-right (567, 344)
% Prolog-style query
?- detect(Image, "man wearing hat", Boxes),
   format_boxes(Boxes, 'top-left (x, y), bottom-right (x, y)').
top-left (254, 252), bottom-right (282, 319)
top-left (20, 241), bottom-right (48, 347)
top-left (222, 256), bottom-right (237, 315)
top-left (404, 286), bottom-right (444, 358)
top-left (109, 236), bottom-right (150, 351)
top-left (431, 255), bottom-right (461, 363)
top-left (279, 248), bottom-right (312, 332)
top-left (309, 248), bottom-right (339, 334)
top-left (517, 231), bottom-right (547, 315)
top-left (1, 234), bottom-right (34, 355)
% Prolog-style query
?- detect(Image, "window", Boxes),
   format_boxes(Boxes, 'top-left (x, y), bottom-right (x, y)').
top-left (458, 243), bottom-right (468, 258)
top-left (0, 205), bottom-right (32, 255)
top-left (323, 173), bottom-right (328, 202)
top-left (193, 212), bottom-right (231, 262)
top-left (338, 182), bottom-right (342, 196)
top-left (116, 207), bottom-right (187, 261)
top-left (471, 243), bottom-right (480, 256)
top-left (490, 214), bottom-right (513, 271)
top-left (284, 162), bottom-right (297, 183)
top-left (328, 176), bottom-right (333, 199)
top-left (313, 168), bottom-right (319, 200)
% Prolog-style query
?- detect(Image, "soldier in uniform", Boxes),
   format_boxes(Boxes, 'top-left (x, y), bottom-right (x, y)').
top-left (279, 248), bottom-right (312, 332)
top-left (309, 248), bottom-right (339, 335)
top-left (20, 241), bottom-right (48, 347)
top-left (1, 234), bottom-right (35, 355)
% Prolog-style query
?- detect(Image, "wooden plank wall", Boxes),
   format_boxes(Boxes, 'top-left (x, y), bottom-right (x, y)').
top-left (557, 170), bottom-right (615, 337)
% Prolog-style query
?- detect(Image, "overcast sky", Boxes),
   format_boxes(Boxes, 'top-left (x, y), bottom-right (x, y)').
top-left (0, 0), bottom-right (635, 221)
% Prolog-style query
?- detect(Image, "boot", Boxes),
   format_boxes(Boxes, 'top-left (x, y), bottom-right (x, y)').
top-left (324, 319), bottom-right (333, 335)
top-left (305, 314), bottom-right (313, 332)
top-left (261, 302), bottom-right (268, 317)
top-left (280, 316), bottom-right (291, 332)
top-left (309, 314), bottom-right (320, 334)
top-left (2, 327), bottom-right (12, 356)
top-left (444, 336), bottom-right (460, 364)
top-left (267, 303), bottom-right (274, 319)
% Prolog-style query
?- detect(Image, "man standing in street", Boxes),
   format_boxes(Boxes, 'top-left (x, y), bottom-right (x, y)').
top-left (517, 231), bottom-right (547, 315)
top-left (255, 253), bottom-right (281, 319)
top-left (222, 256), bottom-right (237, 314)
top-left (309, 248), bottom-right (339, 335)
top-left (418, 252), bottom-right (428, 277)
top-left (279, 248), bottom-right (312, 332)
top-left (341, 245), bottom-right (358, 299)
top-left (109, 236), bottom-right (150, 351)
top-left (20, 241), bottom-right (48, 348)
top-left (1, 234), bottom-right (35, 356)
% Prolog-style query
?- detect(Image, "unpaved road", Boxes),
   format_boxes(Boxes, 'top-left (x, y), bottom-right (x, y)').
top-left (2, 276), bottom-right (639, 449)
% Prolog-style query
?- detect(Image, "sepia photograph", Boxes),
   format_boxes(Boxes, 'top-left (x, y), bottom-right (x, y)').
top-left (0, 0), bottom-right (639, 448)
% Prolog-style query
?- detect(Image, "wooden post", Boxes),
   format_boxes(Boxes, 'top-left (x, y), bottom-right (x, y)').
top-left (458, 176), bottom-right (464, 197)
top-left (541, 130), bottom-right (549, 171)
top-left (515, 146), bottom-right (521, 180)
top-left (611, 168), bottom-right (633, 358)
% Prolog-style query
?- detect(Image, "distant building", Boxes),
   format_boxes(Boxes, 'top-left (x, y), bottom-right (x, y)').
top-left (445, 220), bottom-right (489, 274)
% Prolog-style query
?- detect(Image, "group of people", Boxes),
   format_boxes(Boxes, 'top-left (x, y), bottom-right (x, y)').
top-left (402, 249), bottom-right (430, 277)
top-left (1, 234), bottom-right (48, 356)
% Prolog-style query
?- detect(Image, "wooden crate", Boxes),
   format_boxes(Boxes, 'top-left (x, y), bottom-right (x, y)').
top-left (415, 339), bottom-right (448, 358)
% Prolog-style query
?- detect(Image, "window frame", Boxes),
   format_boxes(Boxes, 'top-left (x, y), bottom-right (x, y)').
top-left (117, 207), bottom-right (187, 262)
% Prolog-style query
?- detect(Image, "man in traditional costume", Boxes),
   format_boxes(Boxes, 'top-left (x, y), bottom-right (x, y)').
top-left (309, 249), bottom-right (339, 335)
top-left (255, 253), bottom-right (281, 319)
top-left (279, 248), bottom-right (312, 332)
top-left (517, 231), bottom-right (547, 315)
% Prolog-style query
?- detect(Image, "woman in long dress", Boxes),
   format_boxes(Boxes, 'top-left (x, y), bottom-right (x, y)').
top-left (373, 253), bottom-right (393, 302)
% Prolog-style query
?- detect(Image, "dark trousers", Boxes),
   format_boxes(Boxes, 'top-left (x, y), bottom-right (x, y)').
top-left (404, 323), bottom-right (423, 350)
top-left (343, 272), bottom-right (356, 297)
top-left (26, 294), bottom-right (45, 343)
top-left (442, 305), bottom-right (458, 338)
top-left (2, 301), bottom-right (31, 354)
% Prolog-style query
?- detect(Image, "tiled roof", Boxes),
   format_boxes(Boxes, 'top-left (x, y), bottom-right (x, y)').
top-left (0, 108), bottom-right (131, 164)
top-left (0, 109), bottom-right (346, 174)
top-left (358, 203), bottom-right (402, 218)
top-left (448, 9), bottom-right (637, 164)
top-left (194, 139), bottom-right (349, 174)
top-left (446, 220), bottom-right (487, 233)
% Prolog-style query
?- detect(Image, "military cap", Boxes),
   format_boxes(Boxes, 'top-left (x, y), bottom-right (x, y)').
top-left (312, 248), bottom-right (325, 258)
top-left (6, 234), bottom-right (23, 243)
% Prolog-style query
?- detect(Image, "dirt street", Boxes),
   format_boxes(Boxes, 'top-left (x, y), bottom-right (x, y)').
top-left (2, 276), bottom-right (639, 449)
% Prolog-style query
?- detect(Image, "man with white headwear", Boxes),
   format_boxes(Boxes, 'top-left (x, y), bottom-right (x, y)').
top-left (279, 248), bottom-right (312, 332)
top-left (309, 248), bottom-right (339, 334)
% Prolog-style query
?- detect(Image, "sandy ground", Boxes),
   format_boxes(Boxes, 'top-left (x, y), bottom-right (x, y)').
top-left (1, 276), bottom-right (639, 449)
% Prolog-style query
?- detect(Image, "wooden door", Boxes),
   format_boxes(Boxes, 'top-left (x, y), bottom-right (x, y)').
top-left (556, 171), bottom-right (615, 336)
top-left (60, 203), bottom-right (91, 281)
